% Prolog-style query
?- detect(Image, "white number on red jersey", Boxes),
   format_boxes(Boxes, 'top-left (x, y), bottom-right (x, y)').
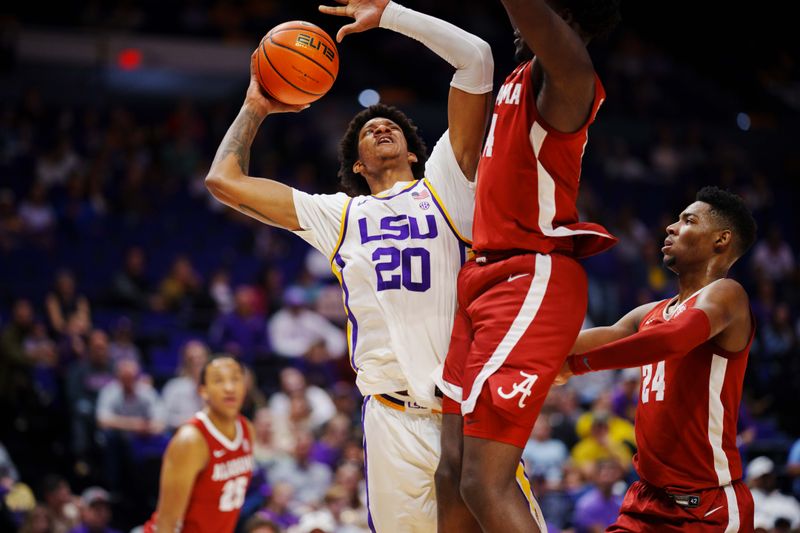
top-left (641, 361), bottom-right (666, 403)
top-left (219, 476), bottom-right (248, 512)
top-left (483, 114), bottom-right (498, 157)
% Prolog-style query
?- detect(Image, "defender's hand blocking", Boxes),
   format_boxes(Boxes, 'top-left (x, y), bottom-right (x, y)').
top-left (245, 50), bottom-right (309, 117)
top-left (319, 0), bottom-right (390, 42)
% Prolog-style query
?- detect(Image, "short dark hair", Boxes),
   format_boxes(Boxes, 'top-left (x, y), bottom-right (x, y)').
top-left (696, 186), bottom-right (757, 258)
top-left (551, 0), bottom-right (622, 39)
top-left (338, 104), bottom-right (428, 197)
top-left (199, 355), bottom-right (244, 385)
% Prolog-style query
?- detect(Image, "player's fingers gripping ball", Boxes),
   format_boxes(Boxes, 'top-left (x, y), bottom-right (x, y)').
top-left (256, 21), bottom-right (339, 105)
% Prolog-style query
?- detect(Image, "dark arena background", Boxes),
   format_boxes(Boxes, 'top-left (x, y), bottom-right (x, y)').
top-left (1, 1), bottom-right (798, 532)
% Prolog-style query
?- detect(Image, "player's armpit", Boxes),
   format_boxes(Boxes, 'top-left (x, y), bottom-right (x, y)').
top-left (154, 425), bottom-right (208, 533)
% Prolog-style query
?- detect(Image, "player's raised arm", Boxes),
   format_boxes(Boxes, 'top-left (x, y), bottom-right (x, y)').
top-left (320, 0), bottom-right (493, 180)
top-left (501, 0), bottom-right (600, 132)
top-left (205, 51), bottom-right (308, 231)
top-left (153, 425), bottom-right (209, 532)
top-left (565, 279), bottom-right (750, 377)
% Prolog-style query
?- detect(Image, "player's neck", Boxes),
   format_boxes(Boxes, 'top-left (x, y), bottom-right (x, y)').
top-left (205, 408), bottom-right (238, 440)
top-left (365, 164), bottom-right (415, 195)
top-left (676, 266), bottom-right (727, 303)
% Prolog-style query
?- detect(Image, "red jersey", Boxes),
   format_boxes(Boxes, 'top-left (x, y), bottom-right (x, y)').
top-left (633, 291), bottom-right (754, 492)
top-left (145, 412), bottom-right (254, 533)
top-left (473, 61), bottom-right (616, 257)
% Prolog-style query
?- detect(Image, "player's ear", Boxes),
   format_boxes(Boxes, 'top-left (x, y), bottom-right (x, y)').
top-left (407, 152), bottom-right (418, 164)
top-left (715, 229), bottom-right (732, 252)
top-left (353, 161), bottom-right (364, 175)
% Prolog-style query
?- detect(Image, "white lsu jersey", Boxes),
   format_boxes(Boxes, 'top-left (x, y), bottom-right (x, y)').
top-left (292, 131), bottom-right (473, 408)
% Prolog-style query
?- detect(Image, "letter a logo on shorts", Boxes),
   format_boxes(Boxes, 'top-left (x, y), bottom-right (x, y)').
top-left (497, 371), bottom-right (538, 409)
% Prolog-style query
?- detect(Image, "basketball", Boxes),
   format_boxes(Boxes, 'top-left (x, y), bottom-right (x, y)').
top-left (256, 21), bottom-right (339, 106)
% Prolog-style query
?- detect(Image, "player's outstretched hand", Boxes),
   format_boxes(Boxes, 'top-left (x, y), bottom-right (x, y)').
top-left (318, 0), bottom-right (390, 43)
top-left (245, 50), bottom-right (309, 117)
top-left (552, 359), bottom-right (573, 386)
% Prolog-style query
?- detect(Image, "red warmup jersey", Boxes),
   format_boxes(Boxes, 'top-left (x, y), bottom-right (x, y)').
top-left (633, 294), bottom-right (754, 492)
top-left (473, 60), bottom-right (616, 257)
top-left (145, 412), bottom-right (254, 533)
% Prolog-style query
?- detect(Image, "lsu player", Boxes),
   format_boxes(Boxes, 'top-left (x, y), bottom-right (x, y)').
top-left (205, 0), bottom-right (493, 529)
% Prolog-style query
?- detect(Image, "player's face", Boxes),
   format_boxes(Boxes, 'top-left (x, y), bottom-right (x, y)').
top-left (200, 359), bottom-right (246, 419)
top-left (662, 201), bottom-right (718, 272)
top-left (513, 28), bottom-right (534, 63)
top-left (356, 117), bottom-right (416, 173)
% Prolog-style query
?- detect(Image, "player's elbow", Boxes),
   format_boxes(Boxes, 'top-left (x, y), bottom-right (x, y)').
top-left (452, 38), bottom-right (494, 94)
top-left (205, 173), bottom-right (234, 202)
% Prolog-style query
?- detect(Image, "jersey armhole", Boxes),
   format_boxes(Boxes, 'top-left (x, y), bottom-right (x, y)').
top-left (328, 197), bottom-right (354, 265)
top-left (528, 65), bottom-right (606, 140)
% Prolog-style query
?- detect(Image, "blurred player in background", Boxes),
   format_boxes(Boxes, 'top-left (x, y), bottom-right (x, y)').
top-left (558, 187), bottom-right (757, 531)
top-left (144, 356), bottom-right (254, 533)
top-left (205, 0), bottom-right (493, 529)
top-left (433, 0), bottom-right (621, 531)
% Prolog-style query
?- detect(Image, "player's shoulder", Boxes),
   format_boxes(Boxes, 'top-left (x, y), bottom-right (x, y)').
top-left (701, 278), bottom-right (749, 306)
top-left (170, 423), bottom-right (208, 454)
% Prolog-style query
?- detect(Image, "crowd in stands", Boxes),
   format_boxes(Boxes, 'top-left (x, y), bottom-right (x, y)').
top-left (2, 1), bottom-right (800, 532)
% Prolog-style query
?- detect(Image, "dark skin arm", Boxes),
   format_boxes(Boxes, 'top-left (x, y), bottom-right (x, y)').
top-left (205, 52), bottom-right (307, 231)
top-left (500, 0), bottom-right (597, 133)
top-left (154, 425), bottom-right (209, 533)
top-left (558, 279), bottom-right (751, 382)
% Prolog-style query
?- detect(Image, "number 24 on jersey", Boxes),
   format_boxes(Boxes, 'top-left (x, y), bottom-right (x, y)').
top-left (641, 361), bottom-right (665, 403)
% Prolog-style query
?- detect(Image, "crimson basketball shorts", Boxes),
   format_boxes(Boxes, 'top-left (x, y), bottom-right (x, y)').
top-left (439, 252), bottom-right (587, 448)
top-left (607, 479), bottom-right (754, 532)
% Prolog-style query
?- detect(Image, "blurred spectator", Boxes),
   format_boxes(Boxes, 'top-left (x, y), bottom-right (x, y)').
top-left (95, 358), bottom-right (165, 491)
top-left (69, 486), bottom-right (121, 533)
top-left (270, 368), bottom-right (336, 434)
top-left (575, 394), bottom-right (636, 449)
top-left (242, 366), bottom-right (269, 420)
top-left (19, 183), bottom-right (55, 237)
top-left (0, 299), bottom-right (35, 406)
top-left (18, 504), bottom-right (55, 533)
top-left (35, 135), bottom-right (81, 189)
top-left (572, 460), bottom-right (625, 533)
top-left (107, 317), bottom-right (141, 366)
top-left (789, 438), bottom-right (800, 500)
top-left (0, 442), bottom-right (19, 483)
top-left (269, 430), bottom-right (333, 507)
top-left (209, 286), bottom-right (268, 365)
top-left (312, 414), bottom-right (352, 470)
top-left (268, 286), bottom-right (346, 360)
top-left (45, 269), bottom-right (91, 336)
top-left (761, 304), bottom-right (796, 360)
top-left (40, 475), bottom-right (80, 533)
top-left (257, 482), bottom-right (300, 530)
top-left (66, 329), bottom-right (115, 456)
top-left (571, 413), bottom-right (633, 476)
top-left (748, 456), bottom-right (800, 529)
top-left (751, 226), bottom-right (795, 284)
top-left (244, 514), bottom-right (281, 533)
top-left (107, 247), bottom-right (152, 311)
top-left (209, 268), bottom-right (235, 314)
top-left (0, 188), bottom-right (23, 250)
top-left (522, 417), bottom-right (568, 484)
top-left (252, 407), bottom-right (281, 473)
top-left (156, 255), bottom-right (203, 312)
top-left (610, 368), bottom-right (640, 422)
top-left (161, 340), bottom-right (208, 431)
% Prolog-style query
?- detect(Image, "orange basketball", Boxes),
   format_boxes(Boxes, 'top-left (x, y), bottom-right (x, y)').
top-left (256, 21), bottom-right (339, 106)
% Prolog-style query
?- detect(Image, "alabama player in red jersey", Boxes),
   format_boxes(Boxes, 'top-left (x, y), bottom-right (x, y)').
top-left (558, 186), bottom-right (758, 531)
top-left (433, 0), bottom-right (620, 531)
top-left (144, 356), bottom-right (254, 533)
